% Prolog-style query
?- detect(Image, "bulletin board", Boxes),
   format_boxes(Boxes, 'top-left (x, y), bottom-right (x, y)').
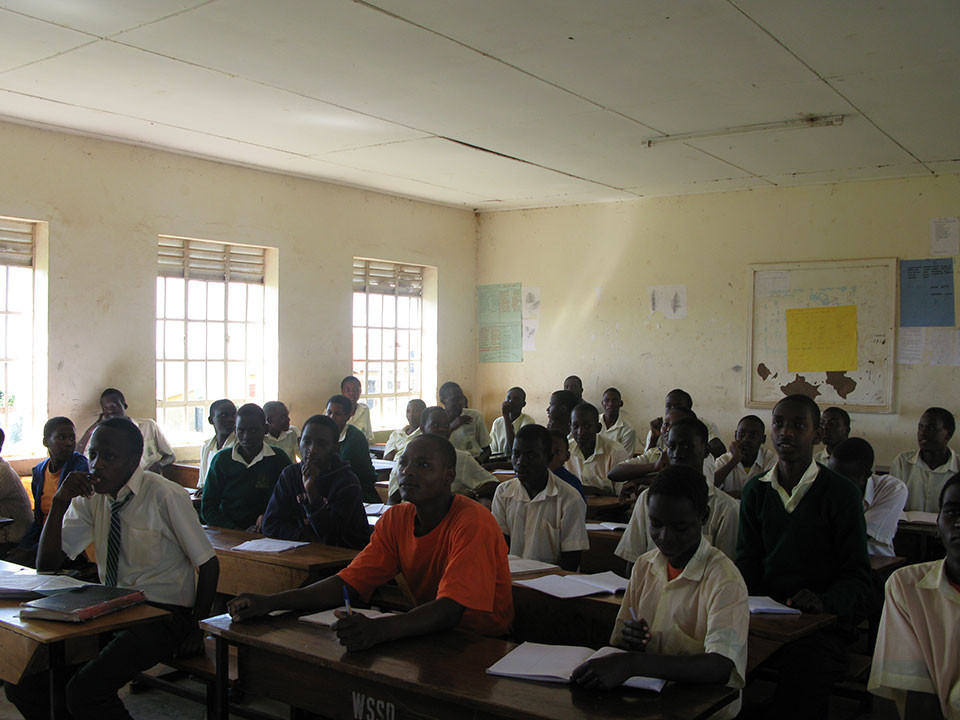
top-left (746, 258), bottom-right (897, 413)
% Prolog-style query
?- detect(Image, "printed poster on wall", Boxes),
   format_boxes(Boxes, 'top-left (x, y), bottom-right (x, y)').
top-left (899, 258), bottom-right (955, 327)
top-left (478, 283), bottom-right (522, 363)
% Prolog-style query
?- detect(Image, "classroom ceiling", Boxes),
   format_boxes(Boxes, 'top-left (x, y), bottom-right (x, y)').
top-left (0, 0), bottom-right (957, 211)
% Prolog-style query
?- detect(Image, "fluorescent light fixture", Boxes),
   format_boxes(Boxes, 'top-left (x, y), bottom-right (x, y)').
top-left (643, 114), bottom-right (844, 147)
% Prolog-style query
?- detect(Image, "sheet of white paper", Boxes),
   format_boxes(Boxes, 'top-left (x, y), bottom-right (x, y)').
top-left (748, 596), bottom-right (801, 614)
top-left (648, 285), bottom-right (687, 319)
top-left (588, 647), bottom-right (666, 691)
top-left (567, 571), bottom-right (628, 594)
top-left (901, 511), bottom-right (938, 524)
top-left (931, 217), bottom-right (960, 256)
top-left (522, 287), bottom-right (541, 318)
top-left (522, 318), bottom-right (538, 352)
top-left (300, 607), bottom-right (394, 627)
top-left (371, 459), bottom-right (397, 471)
top-left (755, 270), bottom-right (790, 297)
top-left (514, 575), bottom-right (608, 598)
top-left (231, 539), bottom-right (309, 552)
top-left (896, 327), bottom-right (925, 364)
top-left (928, 328), bottom-right (960, 366)
top-left (486, 642), bottom-right (593, 683)
top-left (493, 469), bottom-right (516, 476)
top-left (363, 503), bottom-right (387, 515)
top-left (508, 556), bottom-right (558, 575)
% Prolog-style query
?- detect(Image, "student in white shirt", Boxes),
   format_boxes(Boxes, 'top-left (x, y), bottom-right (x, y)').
top-left (563, 375), bottom-right (584, 405)
top-left (264, 400), bottom-right (300, 462)
top-left (489, 386), bottom-right (535, 455)
top-left (384, 399), bottom-right (425, 461)
top-left (892, 407), bottom-right (958, 512)
top-left (4, 417), bottom-right (218, 720)
top-left (546, 389), bottom-right (578, 436)
top-left (78, 388), bottom-right (176, 473)
top-left (645, 388), bottom-right (724, 458)
top-left (610, 408), bottom-right (701, 493)
top-left (566, 402), bottom-right (629, 496)
top-left (492, 424), bottom-right (588, 570)
top-left (815, 406), bottom-right (850, 466)
top-left (599, 387), bottom-right (637, 455)
top-left (342, 375), bottom-right (375, 443)
top-left (439, 381), bottom-right (491, 464)
top-left (827, 437), bottom-right (908, 558)
top-left (198, 399), bottom-right (236, 489)
top-left (713, 415), bottom-right (777, 494)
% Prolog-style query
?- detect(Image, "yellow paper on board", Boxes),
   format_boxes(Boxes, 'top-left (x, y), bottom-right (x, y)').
top-left (786, 305), bottom-right (858, 372)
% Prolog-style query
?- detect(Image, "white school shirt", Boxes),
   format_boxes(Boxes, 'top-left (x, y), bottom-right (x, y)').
top-left (61, 467), bottom-right (216, 607)
top-left (136, 418), bottom-right (175, 469)
top-left (384, 427), bottom-right (420, 458)
top-left (491, 474), bottom-right (589, 564)
top-left (449, 408), bottom-right (491, 459)
top-left (347, 403), bottom-right (375, 443)
top-left (618, 448), bottom-right (717, 487)
top-left (644, 417), bottom-right (721, 451)
top-left (863, 473), bottom-right (908, 557)
top-left (489, 413), bottom-right (535, 455)
top-left (599, 414), bottom-right (638, 455)
top-left (713, 447), bottom-right (777, 493)
top-left (891, 449), bottom-right (959, 512)
top-left (387, 448), bottom-right (495, 498)
top-left (0, 458), bottom-right (33, 544)
top-left (266, 426), bottom-right (300, 464)
top-left (814, 448), bottom-right (831, 466)
top-left (199, 432), bottom-right (236, 489)
top-left (565, 435), bottom-right (630, 496)
top-left (869, 560), bottom-right (960, 719)
top-left (615, 481), bottom-right (740, 562)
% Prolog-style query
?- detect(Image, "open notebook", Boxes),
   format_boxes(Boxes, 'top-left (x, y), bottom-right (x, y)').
top-left (487, 642), bottom-right (665, 692)
top-left (900, 511), bottom-right (938, 525)
top-left (514, 571), bottom-right (628, 598)
top-left (299, 607), bottom-right (396, 627)
top-left (748, 596), bottom-right (800, 615)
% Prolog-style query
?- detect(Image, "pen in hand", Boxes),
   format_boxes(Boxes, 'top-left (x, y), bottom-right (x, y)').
top-left (342, 585), bottom-right (353, 616)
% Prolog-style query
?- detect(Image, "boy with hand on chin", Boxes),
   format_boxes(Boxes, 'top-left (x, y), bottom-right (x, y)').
top-left (4, 418), bottom-right (219, 720)
top-left (384, 399), bottom-right (425, 461)
top-left (262, 415), bottom-right (370, 549)
top-left (227, 434), bottom-right (514, 651)
top-left (489, 386), bottom-right (535, 456)
top-left (565, 402), bottom-right (629, 497)
top-left (713, 415), bottom-right (776, 494)
top-left (573, 465), bottom-right (748, 719)
top-left (439, 381), bottom-right (491, 464)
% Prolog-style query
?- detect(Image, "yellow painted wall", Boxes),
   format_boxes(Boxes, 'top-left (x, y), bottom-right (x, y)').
top-left (0, 121), bottom-right (477, 453)
top-left (476, 175), bottom-right (960, 465)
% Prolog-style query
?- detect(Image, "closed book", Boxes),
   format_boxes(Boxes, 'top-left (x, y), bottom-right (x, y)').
top-left (19, 585), bottom-right (146, 623)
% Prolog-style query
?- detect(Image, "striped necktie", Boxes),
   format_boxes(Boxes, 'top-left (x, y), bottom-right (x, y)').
top-left (104, 493), bottom-right (133, 588)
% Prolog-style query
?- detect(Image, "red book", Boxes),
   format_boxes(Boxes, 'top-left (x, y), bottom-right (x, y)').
top-left (19, 585), bottom-right (146, 622)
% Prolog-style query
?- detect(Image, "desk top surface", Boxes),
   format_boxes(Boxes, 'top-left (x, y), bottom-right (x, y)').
top-left (204, 527), bottom-right (359, 570)
top-left (202, 613), bottom-right (738, 720)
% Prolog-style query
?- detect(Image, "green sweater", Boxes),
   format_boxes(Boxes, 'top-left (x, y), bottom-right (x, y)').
top-left (340, 425), bottom-right (380, 503)
top-left (202, 445), bottom-right (292, 530)
top-left (736, 464), bottom-right (871, 627)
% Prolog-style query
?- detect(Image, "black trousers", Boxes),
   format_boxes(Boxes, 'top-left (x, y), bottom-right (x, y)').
top-left (4, 605), bottom-right (193, 720)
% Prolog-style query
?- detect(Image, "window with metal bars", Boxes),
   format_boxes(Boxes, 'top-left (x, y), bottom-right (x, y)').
top-left (156, 235), bottom-right (267, 442)
top-left (0, 217), bottom-right (35, 453)
top-left (352, 259), bottom-right (424, 431)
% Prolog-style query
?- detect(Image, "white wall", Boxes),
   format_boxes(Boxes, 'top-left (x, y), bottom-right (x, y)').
top-left (0, 120), bottom-right (477, 453)
top-left (476, 176), bottom-right (960, 465)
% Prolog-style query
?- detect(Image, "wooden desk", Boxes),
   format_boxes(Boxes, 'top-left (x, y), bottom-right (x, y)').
top-left (869, 555), bottom-right (907, 573)
top-left (205, 527), bottom-right (359, 596)
top-left (164, 463), bottom-right (200, 489)
top-left (370, 443), bottom-right (387, 459)
top-left (201, 613), bottom-right (738, 720)
top-left (581, 529), bottom-right (626, 574)
top-left (584, 496), bottom-right (632, 521)
top-left (747, 613), bottom-right (836, 643)
top-left (896, 519), bottom-right (941, 561)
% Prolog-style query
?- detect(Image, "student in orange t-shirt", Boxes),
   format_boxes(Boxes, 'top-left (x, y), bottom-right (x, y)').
top-left (228, 434), bottom-right (514, 649)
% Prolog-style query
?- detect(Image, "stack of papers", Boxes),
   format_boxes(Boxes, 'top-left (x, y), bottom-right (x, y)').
top-left (231, 539), bottom-right (309, 552)
top-left (300, 607), bottom-right (395, 627)
top-left (748, 596), bottom-right (801, 615)
top-left (507, 556), bottom-right (558, 575)
top-left (514, 571), bottom-right (628, 598)
top-left (585, 522), bottom-right (628, 531)
top-left (487, 642), bottom-right (665, 691)
top-left (900, 511), bottom-right (938, 524)
top-left (492, 469), bottom-right (516, 476)
top-left (372, 459), bottom-right (397, 471)
top-left (0, 570), bottom-right (91, 599)
top-left (364, 503), bottom-right (388, 516)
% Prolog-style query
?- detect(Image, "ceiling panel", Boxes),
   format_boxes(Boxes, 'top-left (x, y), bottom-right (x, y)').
top-left (764, 164), bottom-right (932, 189)
top-left (624, 176), bottom-right (772, 199)
top-left (0, 42), bottom-right (427, 156)
top-left (0, 0), bottom-right (211, 37)
top-left (0, 8), bottom-right (93, 73)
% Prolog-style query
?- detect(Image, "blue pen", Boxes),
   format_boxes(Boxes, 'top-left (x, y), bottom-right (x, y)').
top-left (342, 585), bottom-right (353, 616)
top-left (630, 607), bottom-right (639, 622)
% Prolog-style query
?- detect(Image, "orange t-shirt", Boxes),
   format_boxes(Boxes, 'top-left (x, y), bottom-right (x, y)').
top-left (666, 562), bottom-right (683, 581)
top-left (41, 465), bottom-right (60, 517)
top-left (338, 495), bottom-right (514, 636)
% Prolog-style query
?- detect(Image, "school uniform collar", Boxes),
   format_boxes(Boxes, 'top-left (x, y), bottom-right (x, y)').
top-left (648, 535), bottom-right (711, 583)
top-left (745, 447), bottom-right (770, 473)
top-left (206, 432), bottom-right (236, 451)
top-left (907, 448), bottom-right (959, 473)
top-left (919, 560), bottom-right (960, 605)
top-left (501, 473), bottom-right (560, 503)
top-left (603, 414), bottom-right (625, 432)
top-left (760, 458), bottom-right (819, 511)
top-left (231, 442), bottom-right (275, 469)
top-left (576, 435), bottom-right (608, 461)
top-left (864, 474), bottom-right (878, 508)
top-left (114, 466), bottom-right (145, 502)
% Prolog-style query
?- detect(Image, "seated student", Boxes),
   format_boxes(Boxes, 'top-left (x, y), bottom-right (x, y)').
top-left (262, 415), bottom-right (370, 549)
top-left (548, 429), bottom-right (585, 498)
top-left (264, 400), bottom-right (300, 463)
top-left (326, 394), bottom-right (380, 504)
top-left (563, 375), bottom-right (584, 405)
top-left (11, 417), bottom-right (89, 564)
top-left (491, 424), bottom-right (588, 570)
top-left (439, 381), bottom-right (491, 463)
top-left (828, 437), bottom-right (908, 558)
top-left (545, 389), bottom-right (578, 436)
top-left (573, 465), bottom-right (749, 719)
top-left (815, 406), bottom-right (850, 465)
top-left (0, 426), bottom-right (33, 552)
top-left (645, 388), bottom-right (724, 458)
top-left (227, 434), bottom-right (514, 649)
top-left (386, 406), bottom-right (497, 505)
top-left (868, 473), bottom-right (960, 720)
top-left (202, 403), bottom-right (292, 530)
top-left (713, 415), bottom-right (776, 494)
top-left (566, 402), bottom-right (630, 497)
top-left (617, 418), bottom-right (740, 566)
top-left (384, 399), bottom-right (425, 461)
top-left (342, 375), bottom-right (375, 444)
top-left (599, 387), bottom-right (637, 455)
top-left (198, 399), bottom-right (236, 490)
top-left (4, 418), bottom-right (219, 719)
top-left (489, 387), bottom-right (535, 456)
top-left (736, 394), bottom-right (872, 720)
top-left (78, 388), bottom-right (175, 473)
top-left (892, 407), bottom-right (958, 512)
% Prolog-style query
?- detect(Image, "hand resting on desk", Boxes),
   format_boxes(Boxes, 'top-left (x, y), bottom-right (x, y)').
top-left (785, 588), bottom-right (825, 614)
